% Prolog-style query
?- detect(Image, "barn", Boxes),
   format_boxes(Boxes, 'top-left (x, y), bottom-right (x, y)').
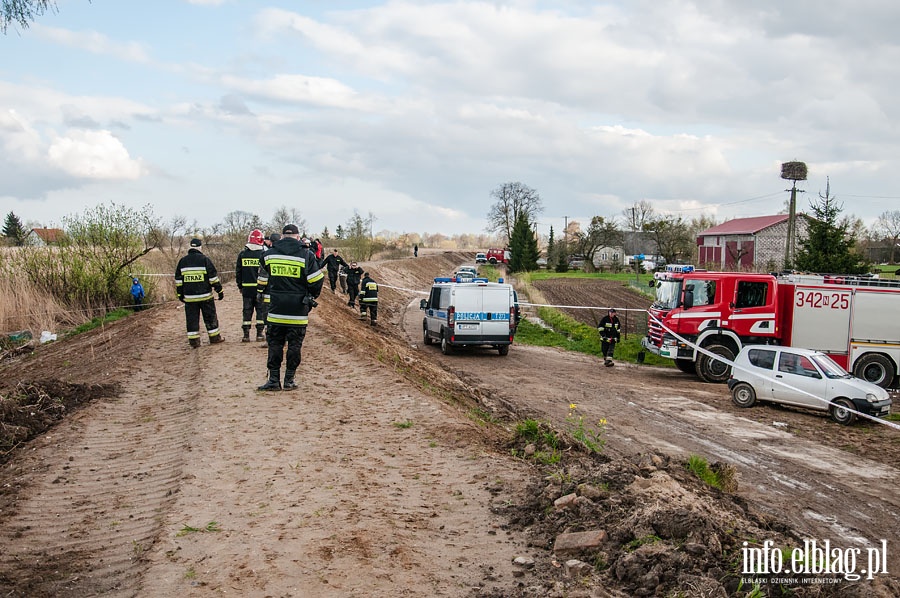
top-left (697, 214), bottom-right (809, 271)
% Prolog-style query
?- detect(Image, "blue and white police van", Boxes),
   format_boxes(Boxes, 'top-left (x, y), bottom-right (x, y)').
top-left (420, 277), bottom-right (518, 356)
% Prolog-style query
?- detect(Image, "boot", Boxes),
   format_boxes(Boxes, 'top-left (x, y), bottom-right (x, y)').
top-left (370, 319), bottom-right (377, 327)
top-left (283, 369), bottom-right (298, 391)
top-left (604, 359), bottom-right (614, 367)
top-left (258, 369), bottom-right (281, 391)
top-left (189, 338), bottom-right (201, 348)
top-left (210, 334), bottom-right (225, 344)
top-left (241, 327), bottom-right (251, 342)
top-left (255, 326), bottom-right (265, 342)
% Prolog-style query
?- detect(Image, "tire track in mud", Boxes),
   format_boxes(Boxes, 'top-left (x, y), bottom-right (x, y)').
top-left (0, 308), bottom-right (200, 597)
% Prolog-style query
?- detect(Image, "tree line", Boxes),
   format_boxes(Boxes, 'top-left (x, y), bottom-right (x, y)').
top-left (485, 181), bottom-right (900, 275)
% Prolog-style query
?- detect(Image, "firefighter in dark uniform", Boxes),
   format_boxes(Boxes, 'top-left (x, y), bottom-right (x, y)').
top-left (598, 308), bottom-right (621, 366)
top-left (255, 224), bottom-right (325, 391)
top-left (175, 238), bottom-right (225, 347)
top-left (235, 229), bottom-right (267, 342)
top-left (322, 248), bottom-right (348, 293)
top-left (358, 271), bottom-right (378, 326)
top-left (345, 261), bottom-right (364, 308)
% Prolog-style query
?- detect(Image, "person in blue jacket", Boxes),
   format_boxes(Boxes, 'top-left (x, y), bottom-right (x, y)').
top-left (130, 277), bottom-right (145, 311)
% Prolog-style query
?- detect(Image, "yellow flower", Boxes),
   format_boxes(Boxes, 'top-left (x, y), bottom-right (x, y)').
top-left (598, 418), bottom-right (607, 426)
top-left (569, 403), bottom-right (577, 410)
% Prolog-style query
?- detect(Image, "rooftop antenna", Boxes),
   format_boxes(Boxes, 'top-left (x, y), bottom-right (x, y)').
top-left (781, 161), bottom-right (807, 269)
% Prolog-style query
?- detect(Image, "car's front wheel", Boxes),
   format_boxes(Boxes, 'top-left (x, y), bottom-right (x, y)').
top-left (696, 344), bottom-right (735, 383)
top-left (830, 397), bottom-right (857, 426)
top-left (731, 382), bottom-right (757, 408)
top-left (423, 325), bottom-right (432, 345)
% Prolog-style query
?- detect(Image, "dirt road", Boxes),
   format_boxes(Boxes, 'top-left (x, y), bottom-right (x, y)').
top-left (1, 252), bottom-right (898, 597)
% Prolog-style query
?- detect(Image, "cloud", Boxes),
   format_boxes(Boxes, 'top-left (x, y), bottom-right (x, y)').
top-left (34, 25), bottom-right (151, 63)
top-left (47, 130), bottom-right (144, 180)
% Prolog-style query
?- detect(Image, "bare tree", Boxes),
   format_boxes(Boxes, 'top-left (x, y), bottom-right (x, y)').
top-left (221, 210), bottom-right (263, 238)
top-left (573, 216), bottom-right (623, 272)
top-left (486, 182), bottom-right (543, 242)
top-left (268, 206), bottom-right (308, 236)
top-left (621, 200), bottom-right (655, 232)
top-left (1, 0), bottom-right (58, 33)
top-left (643, 215), bottom-right (694, 265)
top-left (875, 210), bottom-right (900, 264)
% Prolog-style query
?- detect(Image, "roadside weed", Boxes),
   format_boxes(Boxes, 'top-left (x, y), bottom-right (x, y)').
top-left (177, 521), bottom-right (221, 537)
top-left (566, 404), bottom-right (606, 453)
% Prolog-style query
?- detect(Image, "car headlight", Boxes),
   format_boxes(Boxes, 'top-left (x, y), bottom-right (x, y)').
top-left (866, 393), bottom-right (878, 403)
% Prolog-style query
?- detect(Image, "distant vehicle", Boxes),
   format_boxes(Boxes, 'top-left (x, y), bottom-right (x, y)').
top-left (475, 252), bottom-right (487, 264)
top-left (536, 257), bottom-right (548, 268)
top-left (420, 277), bottom-right (517, 355)
top-left (486, 248), bottom-right (510, 264)
top-left (567, 254), bottom-right (587, 270)
top-left (454, 266), bottom-right (478, 282)
top-left (727, 345), bottom-right (891, 425)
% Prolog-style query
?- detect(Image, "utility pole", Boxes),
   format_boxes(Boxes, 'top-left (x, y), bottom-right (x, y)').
top-left (563, 215), bottom-right (569, 258)
top-left (780, 162), bottom-right (807, 270)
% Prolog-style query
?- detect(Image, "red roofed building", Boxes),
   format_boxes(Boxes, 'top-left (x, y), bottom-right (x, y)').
top-left (27, 227), bottom-right (66, 247)
top-left (697, 214), bottom-right (809, 270)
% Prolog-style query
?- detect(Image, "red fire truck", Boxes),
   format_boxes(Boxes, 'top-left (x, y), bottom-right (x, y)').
top-left (642, 265), bottom-right (900, 388)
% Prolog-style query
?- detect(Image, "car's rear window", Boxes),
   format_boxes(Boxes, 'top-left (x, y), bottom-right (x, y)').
top-left (747, 348), bottom-right (776, 370)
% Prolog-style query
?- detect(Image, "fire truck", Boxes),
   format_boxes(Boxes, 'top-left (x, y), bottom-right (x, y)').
top-left (641, 265), bottom-right (900, 388)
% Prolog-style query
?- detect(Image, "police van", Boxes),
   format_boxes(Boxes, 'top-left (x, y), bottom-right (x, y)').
top-left (420, 277), bottom-right (518, 356)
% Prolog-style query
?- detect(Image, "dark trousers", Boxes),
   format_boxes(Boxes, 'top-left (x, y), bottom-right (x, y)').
top-left (133, 297), bottom-right (143, 311)
top-left (242, 293), bottom-right (267, 328)
top-left (327, 269), bottom-right (338, 291)
top-left (360, 302), bottom-right (378, 322)
top-left (347, 283), bottom-right (359, 306)
top-left (266, 324), bottom-right (307, 371)
top-left (184, 299), bottom-right (220, 339)
top-left (601, 339), bottom-right (616, 359)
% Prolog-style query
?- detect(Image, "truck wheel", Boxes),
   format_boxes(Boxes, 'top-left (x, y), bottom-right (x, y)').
top-left (498, 345), bottom-right (509, 356)
top-left (696, 344), bottom-right (734, 383)
top-left (423, 325), bottom-right (433, 346)
top-left (731, 382), bottom-right (757, 408)
top-left (853, 353), bottom-right (895, 389)
top-left (830, 397), bottom-right (857, 426)
top-left (489, 257), bottom-right (497, 264)
top-left (675, 359), bottom-right (695, 374)
top-left (440, 332), bottom-right (453, 355)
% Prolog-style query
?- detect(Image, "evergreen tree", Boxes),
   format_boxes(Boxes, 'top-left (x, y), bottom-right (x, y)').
top-left (2, 211), bottom-right (26, 246)
top-left (508, 214), bottom-right (539, 273)
top-left (545, 226), bottom-right (555, 268)
top-left (794, 178), bottom-right (866, 274)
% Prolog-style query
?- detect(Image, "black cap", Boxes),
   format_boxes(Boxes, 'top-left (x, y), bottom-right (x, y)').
top-left (269, 233), bottom-right (282, 242)
top-left (282, 223), bottom-right (299, 235)
top-left (609, 308), bottom-right (617, 313)
top-left (190, 238), bottom-right (202, 247)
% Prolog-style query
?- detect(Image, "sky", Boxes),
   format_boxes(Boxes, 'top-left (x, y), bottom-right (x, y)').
top-left (3, 0), bottom-right (900, 239)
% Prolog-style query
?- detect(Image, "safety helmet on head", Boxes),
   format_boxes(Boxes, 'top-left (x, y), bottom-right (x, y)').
top-left (248, 229), bottom-right (264, 245)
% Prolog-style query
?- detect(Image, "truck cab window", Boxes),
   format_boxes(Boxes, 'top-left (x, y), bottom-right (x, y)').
top-left (736, 281), bottom-right (768, 308)
top-left (684, 279), bottom-right (714, 307)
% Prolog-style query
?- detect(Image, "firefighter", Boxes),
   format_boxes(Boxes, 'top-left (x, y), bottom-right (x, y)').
top-left (345, 261), bottom-right (364, 308)
top-left (236, 229), bottom-right (267, 342)
top-left (322, 248), bottom-right (348, 293)
top-left (175, 238), bottom-right (225, 347)
top-left (359, 271), bottom-right (378, 326)
top-left (597, 308), bottom-right (621, 367)
top-left (255, 224), bottom-right (324, 391)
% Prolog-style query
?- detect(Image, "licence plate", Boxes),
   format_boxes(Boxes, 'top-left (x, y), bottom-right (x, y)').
top-left (458, 324), bottom-right (478, 330)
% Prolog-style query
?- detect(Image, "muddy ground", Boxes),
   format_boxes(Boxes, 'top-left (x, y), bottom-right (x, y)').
top-left (1, 251), bottom-right (898, 597)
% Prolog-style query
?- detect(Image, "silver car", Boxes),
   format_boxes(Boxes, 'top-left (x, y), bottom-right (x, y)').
top-left (727, 346), bottom-right (892, 425)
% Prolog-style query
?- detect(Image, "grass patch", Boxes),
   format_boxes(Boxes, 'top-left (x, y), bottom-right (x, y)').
top-left (176, 521), bottom-right (222, 537)
top-left (392, 419), bottom-right (413, 429)
top-left (685, 455), bottom-right (737, 491)
top-left (514, 313), bottom-right (670, 367)
top-left (626, 534), bottom-right (662, 551)
top-left (66, 308), bottom-right (132, 337)
top-left (885, 413), bottom-right (900, 422)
